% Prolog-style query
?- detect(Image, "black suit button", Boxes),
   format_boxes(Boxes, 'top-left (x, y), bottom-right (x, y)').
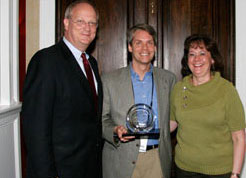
top-left (132, 161), bottom-right (136, 164)
top-left (136, 144), bottom-right (139, 147)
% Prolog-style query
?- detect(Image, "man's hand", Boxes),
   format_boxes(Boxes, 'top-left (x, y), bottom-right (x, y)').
top-left (114, 125), bottom-right (135, 142)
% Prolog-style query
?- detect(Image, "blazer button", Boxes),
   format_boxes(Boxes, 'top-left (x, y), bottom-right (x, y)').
top-left (136, 144), bottom-right (139, 147)
top-left (132, 161), bottom-right (136, 164)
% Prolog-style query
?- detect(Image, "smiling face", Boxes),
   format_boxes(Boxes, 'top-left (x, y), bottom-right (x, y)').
top-left (128, 30), bottom-right (156, 67)
top-left (188, 42), bottom-right (214, 80)
top-left (64, 3), bottom-right (97, 51)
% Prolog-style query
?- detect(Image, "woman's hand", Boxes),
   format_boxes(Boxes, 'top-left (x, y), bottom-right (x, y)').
top-left (231, 129), bottom-right (245, 177)
top-left (170, 120), bottom-right (178, 132)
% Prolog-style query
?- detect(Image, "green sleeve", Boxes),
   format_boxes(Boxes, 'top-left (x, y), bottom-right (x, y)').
top-left (225, 84), bottom-right (246, 131)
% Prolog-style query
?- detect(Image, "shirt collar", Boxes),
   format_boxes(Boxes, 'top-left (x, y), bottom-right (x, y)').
top-left (130, 63), bottom-right (153, 80)
top-left (63, 37), bottom-right (89, 59)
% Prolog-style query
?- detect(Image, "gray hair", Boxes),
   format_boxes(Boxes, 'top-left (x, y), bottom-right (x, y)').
top-left (64, 0), bottom-right (99, 21)
top-left (127, 24), bottom-right (157, 46)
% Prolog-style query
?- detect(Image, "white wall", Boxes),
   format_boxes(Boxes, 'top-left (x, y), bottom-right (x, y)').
top-left (0, 0), bottom-right (22, 177)
top-left (26, 0), bottom-right (39, 68)
top-left (39, 0), bottom-right (56, 49)
top-left (26, 0), bottom-right (55, 68)
top-left (236, 1), bottom-right (246, 177)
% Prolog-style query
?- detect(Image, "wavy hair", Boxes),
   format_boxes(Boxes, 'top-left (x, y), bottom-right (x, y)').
top-left (127, 24), bottom-right (157, 46)
top-left (181, 34), bottom-right (224, 78)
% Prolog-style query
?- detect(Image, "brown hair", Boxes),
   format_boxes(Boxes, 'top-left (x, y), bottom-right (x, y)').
top-left (181, 34), bottom-right (224, 77)
top-left (127, 24), bottom-right (157, 46)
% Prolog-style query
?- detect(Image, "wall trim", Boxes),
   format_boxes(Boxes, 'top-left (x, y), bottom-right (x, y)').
top-left (235, 1), bottom-right (246, 177)
top-left (39, 0), bottom-right (56, 49)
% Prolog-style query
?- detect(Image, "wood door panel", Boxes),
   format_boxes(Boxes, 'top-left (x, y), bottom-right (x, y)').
top-left (148, 0), bottom-right (159, 67)
top-left (216, 0), bottom-right (235, 82)
top-left (134, 0), bottom-right (148, 24)
top-left (56, 0), bottom-right (74, 40)
top-left (56, 0), bottom-right (235, 81)
top-left (190, 0), bottom-right (213, 35)
top-left (94, 0), bottom-right (128, 73)
top-left (164, 0), bottom-right (191, 80)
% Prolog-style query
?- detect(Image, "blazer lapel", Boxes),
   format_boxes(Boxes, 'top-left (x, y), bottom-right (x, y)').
top-left (88, 57), bottom-right (101, 92)
top-left (88, 56), bottom-right (103, 112)
top-left (59, 40), bottom-right (94, 100)
top-left (119, 67), bottom-right (135, 109)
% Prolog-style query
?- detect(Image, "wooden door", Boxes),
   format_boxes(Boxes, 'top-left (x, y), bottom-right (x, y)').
top-left (56, 0), bottom-right (235, 82)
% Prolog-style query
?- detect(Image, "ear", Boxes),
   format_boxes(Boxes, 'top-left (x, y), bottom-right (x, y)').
top-left (64, 18), bottom-right (69, 31)
top-left (128, 44), bottom-right (133, 52)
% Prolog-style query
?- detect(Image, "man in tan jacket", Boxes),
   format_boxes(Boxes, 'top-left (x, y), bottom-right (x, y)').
top-left (102, 24), bottom-right (176, 178)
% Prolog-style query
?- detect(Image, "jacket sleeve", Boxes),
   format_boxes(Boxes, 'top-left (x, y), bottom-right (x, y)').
top-left (101, 75), bottom-right (120, 146)
top-left (21, 50), bottom-right (57, 177)
top-left (170, 74), bottom-right (177, 122)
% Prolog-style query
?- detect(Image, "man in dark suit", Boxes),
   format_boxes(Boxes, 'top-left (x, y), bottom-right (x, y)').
top-left (21, 1), bottom-right (102, 178)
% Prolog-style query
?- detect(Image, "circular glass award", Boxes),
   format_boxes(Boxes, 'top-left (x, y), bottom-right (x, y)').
top-left (126, 103), bottom-right (155, 133)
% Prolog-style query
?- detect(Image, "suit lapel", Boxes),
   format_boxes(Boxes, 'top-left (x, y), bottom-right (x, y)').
top-left (88, 56), bottom-right (103, 111)
top-left (59, 40), bottom-right (95, 100)
top-left (119, 67), bottom-right (135, 109)
top-left (88, 56), bottom-right (101, 92)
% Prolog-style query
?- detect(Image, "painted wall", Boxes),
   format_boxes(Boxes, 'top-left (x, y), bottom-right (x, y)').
top-left (26, 0), bottom-right (55, 68)
top-left (236, 1), bottom-right (246, 177)
top-left (26, 0), bottom-right (39, 69)
top-left (0, 0), bottom-right (22, 177)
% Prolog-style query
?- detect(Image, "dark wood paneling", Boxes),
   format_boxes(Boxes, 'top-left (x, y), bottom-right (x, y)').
top-left (216, 0), bottom-right (235, 83)
top-left (94, 0), bottom-right (128, 73)
top-left (156, 0), bottom-right (164, 68)
top-left (190, 0), bottom-right (213, 35)
top-left (56, 0), bottom-right (235, 81)
top-left (56, 0), bottom-right (74, 40)
top-left (229, 0), bottom-right (235, 83)
top-left (164, 0), bottom-right (191, 80)
top-left (134, 0), bottom-right (148, 24)
top-left (148, 0), bottom-right (159, 67)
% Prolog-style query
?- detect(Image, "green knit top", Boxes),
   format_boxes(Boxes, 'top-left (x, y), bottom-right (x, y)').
top-left (170, 72), bottom-right (246, 175)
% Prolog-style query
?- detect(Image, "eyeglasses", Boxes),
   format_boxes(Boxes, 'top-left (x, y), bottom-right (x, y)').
top-left (70, 19), bottom-right (98, 28)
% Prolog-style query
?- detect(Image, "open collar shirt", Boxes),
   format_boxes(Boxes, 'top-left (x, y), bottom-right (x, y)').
top-left (130, 63), bottom-right (159, 145)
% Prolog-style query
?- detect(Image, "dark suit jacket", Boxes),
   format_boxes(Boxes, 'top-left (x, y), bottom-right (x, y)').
top-left (21, 40), bottom-right (103, 178)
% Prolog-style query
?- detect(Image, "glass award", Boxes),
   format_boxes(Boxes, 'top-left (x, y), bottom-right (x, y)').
top-left (124, 103), bottom-right (160, 137)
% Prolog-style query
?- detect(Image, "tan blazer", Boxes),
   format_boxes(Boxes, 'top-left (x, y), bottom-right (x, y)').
top-left (102, 66), bottom-right (176, 178)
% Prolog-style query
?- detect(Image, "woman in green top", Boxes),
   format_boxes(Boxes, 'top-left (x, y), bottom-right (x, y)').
top-left (170, 34), bottom-right (245, 178)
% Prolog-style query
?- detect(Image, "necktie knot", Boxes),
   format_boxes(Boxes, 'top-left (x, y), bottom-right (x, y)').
top-left (81, 53), bottom-right (88, 65)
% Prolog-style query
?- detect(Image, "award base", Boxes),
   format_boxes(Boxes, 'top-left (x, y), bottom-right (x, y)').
top-left (114, 129), bottom-right (160, 139)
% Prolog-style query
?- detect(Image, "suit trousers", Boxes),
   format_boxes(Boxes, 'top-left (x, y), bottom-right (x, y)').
top-left (175, 165), bottom-right (231, 178)
top-left (131, 148), bottom-right (164, 178)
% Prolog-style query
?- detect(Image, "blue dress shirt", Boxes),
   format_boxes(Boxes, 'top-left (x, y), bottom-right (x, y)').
top-left (130, 64), bottom-right (159, 146)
